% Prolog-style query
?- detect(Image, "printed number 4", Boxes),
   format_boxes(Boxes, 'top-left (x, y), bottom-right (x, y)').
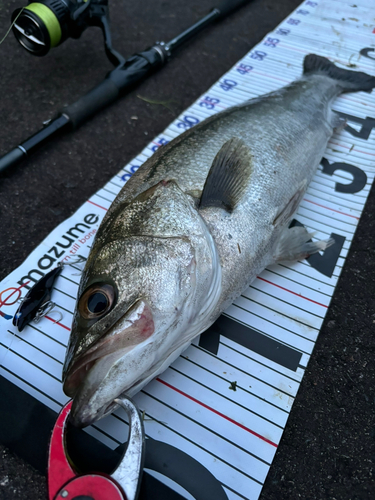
top-left (337, 111), bottom-right (375, 141)
top-left (290, 219), bottom-right (345, 278)
top-left (219, 79), bottom-right (238, 91)
top-left (237, 64), bottom-right (253, 75)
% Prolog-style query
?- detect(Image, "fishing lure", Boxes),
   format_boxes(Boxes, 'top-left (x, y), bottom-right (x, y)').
top-left (13, 257), bottom-right (86, 332)
top-left (12, 263), bottom-right (64, 332)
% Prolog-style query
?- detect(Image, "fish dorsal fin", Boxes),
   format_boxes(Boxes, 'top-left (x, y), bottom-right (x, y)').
top-left (199, 137), bottom-right (254, 213)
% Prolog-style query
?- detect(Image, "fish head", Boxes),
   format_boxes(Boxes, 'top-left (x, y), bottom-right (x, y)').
top-left (63, 180), bottom-right (220, 427)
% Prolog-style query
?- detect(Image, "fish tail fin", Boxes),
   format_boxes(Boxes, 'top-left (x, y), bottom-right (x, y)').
top-left (303, 54), bottom-right (375, 93)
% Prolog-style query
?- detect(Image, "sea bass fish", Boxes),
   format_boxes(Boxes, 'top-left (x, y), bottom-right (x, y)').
top-left (63, 55), bottom-right (375, 427)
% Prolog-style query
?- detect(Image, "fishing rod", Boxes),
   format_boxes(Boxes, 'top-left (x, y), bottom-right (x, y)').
top-left (0, 0), bottom-right (251, 173)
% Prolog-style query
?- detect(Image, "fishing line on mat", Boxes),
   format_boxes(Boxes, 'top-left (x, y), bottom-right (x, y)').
top-left (0, 331), bottom-right (16, 370)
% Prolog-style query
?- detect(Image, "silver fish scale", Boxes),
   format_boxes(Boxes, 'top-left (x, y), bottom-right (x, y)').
top-left (98, 75), bottom-right (339, 318)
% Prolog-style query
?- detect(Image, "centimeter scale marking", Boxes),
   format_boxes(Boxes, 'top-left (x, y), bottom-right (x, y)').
top-left (0, 1), bottom-right (374, 499)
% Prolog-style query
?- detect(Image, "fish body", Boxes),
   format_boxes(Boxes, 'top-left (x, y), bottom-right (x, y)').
top-left (63, 55), bottom-right (375, 427)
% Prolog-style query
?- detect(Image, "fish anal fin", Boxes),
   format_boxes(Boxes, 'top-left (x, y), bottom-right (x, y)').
top-left (199, 137), bottom-right (254, 213)
top-left (273, 226), bottom-right (335, 263)
top-left (273, 181), bottom-right (307, 227)
top-left (331, 111), bottom-right (347, 133)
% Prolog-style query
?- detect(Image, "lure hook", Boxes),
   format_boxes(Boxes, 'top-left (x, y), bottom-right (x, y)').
top-left (33, 301), bottom-right (61, 324)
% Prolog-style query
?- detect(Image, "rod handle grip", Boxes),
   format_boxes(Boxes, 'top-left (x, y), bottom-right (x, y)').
top-left (63, 48), bottom-right (164, 130)
top-left (63, 78), bottom-right (120, 130)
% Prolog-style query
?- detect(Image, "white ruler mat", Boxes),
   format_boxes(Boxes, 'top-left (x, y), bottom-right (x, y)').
top-left (1, 1), bottom-right (374, 499)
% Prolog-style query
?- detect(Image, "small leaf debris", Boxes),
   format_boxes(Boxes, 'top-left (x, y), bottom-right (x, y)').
top-left (229, 381), bottom-right (237, 391)
top-left (137, 94), bottom-right (176, 113)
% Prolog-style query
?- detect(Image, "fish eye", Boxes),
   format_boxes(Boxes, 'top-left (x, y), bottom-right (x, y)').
top-left (87, 292), bottom-right (108, 314)
top-left (79, 284), bottom-right (116, 320)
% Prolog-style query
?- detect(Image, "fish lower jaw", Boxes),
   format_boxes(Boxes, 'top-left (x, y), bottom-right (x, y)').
top-left (66, 305), bottom-right (220, 427)
top-left (65, 337), bottom-right (142, 421)
top-left (67, 347), bottom-right (132, 427)
top-left (64, 300), bottom-right (155, 398)
top-left (63, 338), bottom-right (136, 398)
top-left (63, 358), bottom-right (97, 398)
top-left (67, 328), bottom-right (199, 427)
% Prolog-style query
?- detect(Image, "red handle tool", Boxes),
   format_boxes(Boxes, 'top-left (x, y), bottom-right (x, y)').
top-left (48, 397), bottom-right (145, 500)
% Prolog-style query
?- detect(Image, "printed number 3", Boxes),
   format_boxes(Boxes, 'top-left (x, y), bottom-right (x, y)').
top-left (177, 116), bottom-right (200, 129)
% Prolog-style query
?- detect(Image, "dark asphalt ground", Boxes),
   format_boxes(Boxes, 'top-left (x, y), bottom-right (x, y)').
top-left (0, 0), bottom-right (374, 499)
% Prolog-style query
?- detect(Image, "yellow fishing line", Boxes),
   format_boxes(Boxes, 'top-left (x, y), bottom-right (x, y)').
top-left (26, 3), bottom-right (62, 47)
top-left (0, 8), bottom-right (24, 46)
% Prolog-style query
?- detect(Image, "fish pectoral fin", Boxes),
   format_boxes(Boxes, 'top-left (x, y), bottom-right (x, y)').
top-left (273, 181), bottom-right (307, 227)
top-left (199, 137), bottom-right (254, 213)
top-left (272, 226), bottom-right (335, 263)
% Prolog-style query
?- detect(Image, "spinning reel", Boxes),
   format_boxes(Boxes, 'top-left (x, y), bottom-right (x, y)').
top-left (1, 0), bottom-right (249, 173)
top-left (12, 0), bottom-right (122, 65)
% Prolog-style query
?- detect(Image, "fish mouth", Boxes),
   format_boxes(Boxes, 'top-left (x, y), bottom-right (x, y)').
top-left (63, 336), bottom-right (132, 399)
top-left (63, 299), bottom-right (154, 426)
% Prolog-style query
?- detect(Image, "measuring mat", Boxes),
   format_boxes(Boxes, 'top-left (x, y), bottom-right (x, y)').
top-left (1, 1), bottom-right (374, 499)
